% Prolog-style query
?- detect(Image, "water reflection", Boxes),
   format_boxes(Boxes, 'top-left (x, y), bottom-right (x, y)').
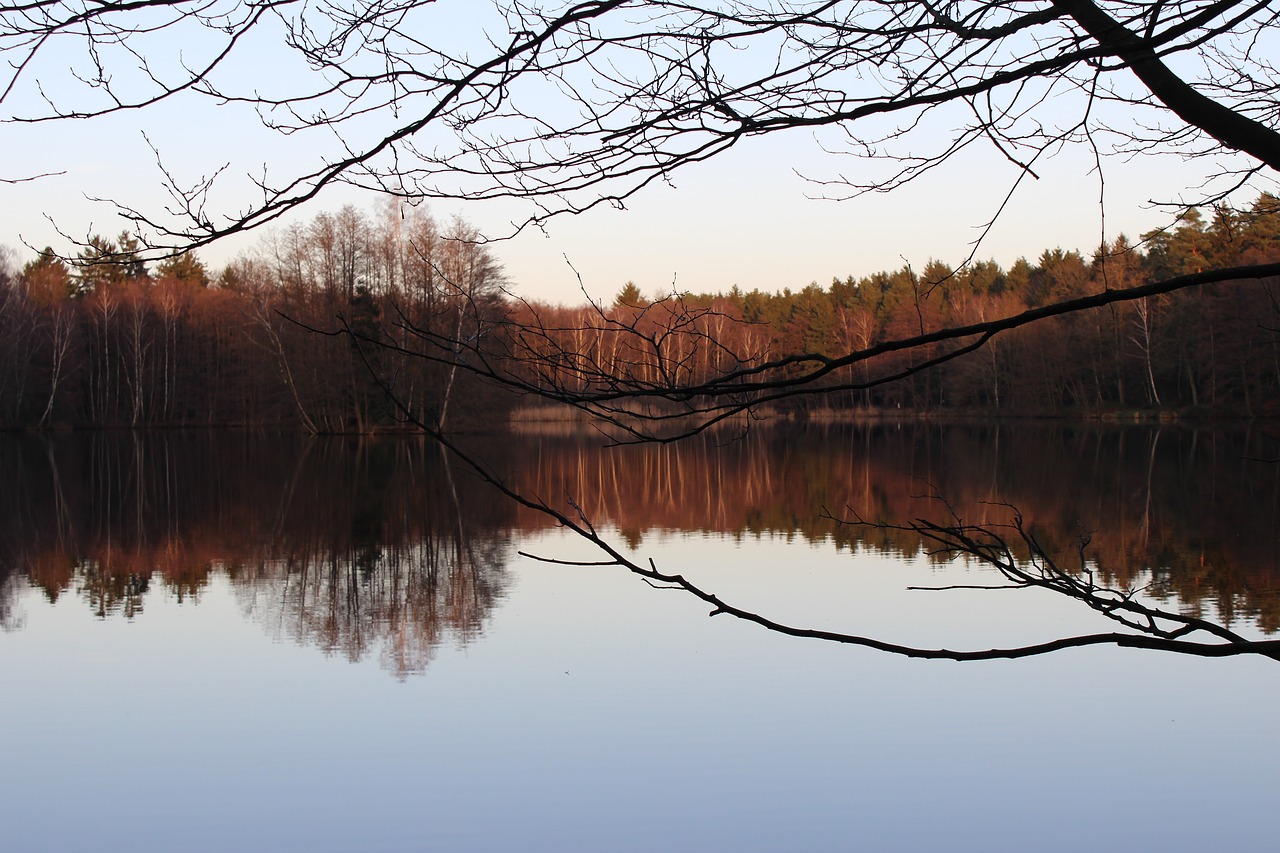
top-left (233, 538), bottom-right (508, 677)
top-left (2, 422), bottom-right (1278, 661)
top-left (511, 420), bottom-right (1280, 630)
top-left (0, 433), bottom-right (514, 675)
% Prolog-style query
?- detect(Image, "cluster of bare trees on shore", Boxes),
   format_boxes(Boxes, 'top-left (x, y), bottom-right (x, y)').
top-left (0, 204), bottom-right (509, 431)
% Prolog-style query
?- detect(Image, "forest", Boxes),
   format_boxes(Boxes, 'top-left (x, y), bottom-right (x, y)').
top-left (1, 194), bottom-right (1278, 431)
top-left (0, 204), bottom-right (511, 431)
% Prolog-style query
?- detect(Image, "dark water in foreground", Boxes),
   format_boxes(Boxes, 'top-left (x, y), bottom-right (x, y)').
top-left (2, 423), bottom-right (1279, 851)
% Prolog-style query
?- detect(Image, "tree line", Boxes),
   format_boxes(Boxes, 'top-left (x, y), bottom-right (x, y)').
top-left (509, 194), bottom-right (1280, 419)
top-left (0, 203), bottom-right (511, 431)
top-left (2, 194), bottom-right (1279, 431)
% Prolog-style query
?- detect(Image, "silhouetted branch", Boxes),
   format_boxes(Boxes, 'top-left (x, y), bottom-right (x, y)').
top-left (342, 333), bottom-right (1280, 662)
top-left (4, 1), bottom-right (1277, 252)
top-left (516, 498), bottom-right (1280, 660)
top-left (834, 500), bottom-right (1258, 645)
top-left (354, 259), bottom-right (1280, 442)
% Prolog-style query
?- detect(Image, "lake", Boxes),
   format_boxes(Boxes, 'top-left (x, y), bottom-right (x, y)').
top-left (2, 422), bottom-right (1279, 851)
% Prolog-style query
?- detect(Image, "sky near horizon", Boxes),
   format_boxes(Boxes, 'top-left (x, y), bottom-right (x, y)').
top-left (0, 2), bottom-right (1261, 306)
top-left (1, 115), bottom-right (1219, 307)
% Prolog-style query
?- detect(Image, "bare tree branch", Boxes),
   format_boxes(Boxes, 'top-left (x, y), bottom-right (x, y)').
top-left (341, 258), bottom-right (1280, 442)
top-left (3, 1), bottom-right (1277, 251)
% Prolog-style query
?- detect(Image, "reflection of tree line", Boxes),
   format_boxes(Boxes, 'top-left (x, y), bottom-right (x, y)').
top-left (2, 207), bottom-right (511, 433)
top-left (2, 424), bottom-right (1276, 650)
top-left (507, 198), bottom-right (1280, 418)
top-left (0, 433), bottom-right (513, 675)
top-left (235, 537), bottom-right (510, 677)
top-left (511, 422), bottom-right (1280, 631)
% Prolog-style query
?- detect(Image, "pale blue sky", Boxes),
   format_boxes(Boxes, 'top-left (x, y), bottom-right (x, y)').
top-left (0, 2), bottom-right (1261, 306)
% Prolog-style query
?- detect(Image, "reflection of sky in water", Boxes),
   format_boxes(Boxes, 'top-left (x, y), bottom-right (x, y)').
top-left (4, 527), bottom-right (1280, 852)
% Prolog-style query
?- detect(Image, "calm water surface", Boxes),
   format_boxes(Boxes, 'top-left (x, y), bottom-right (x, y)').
top-left (2, 423), bottom-right (1279, 851)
